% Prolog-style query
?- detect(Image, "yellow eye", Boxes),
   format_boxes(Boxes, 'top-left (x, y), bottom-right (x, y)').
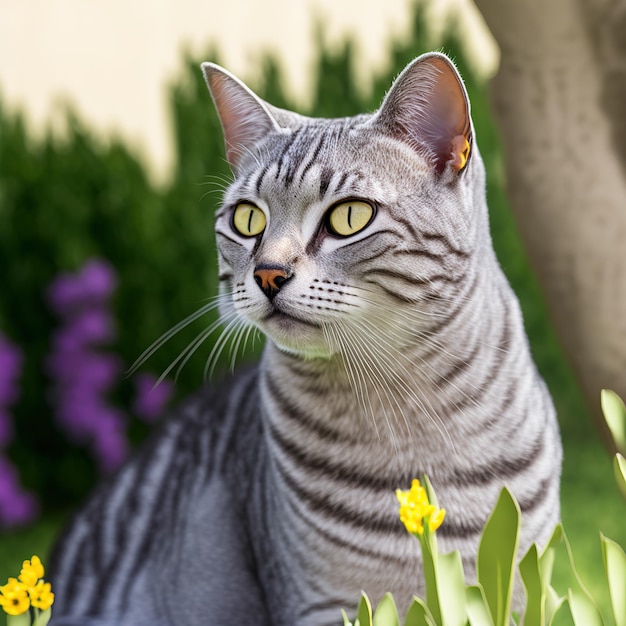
top-left (327, 201), bottom-right (374, 237)
top-left (232, 203), bottom-right (267, 237)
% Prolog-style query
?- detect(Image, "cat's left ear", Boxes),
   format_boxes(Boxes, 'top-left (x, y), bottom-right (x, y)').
top-left (373, 53), bottom-right (472, 175)
top-left (201, 62), bottom-right (282, 172)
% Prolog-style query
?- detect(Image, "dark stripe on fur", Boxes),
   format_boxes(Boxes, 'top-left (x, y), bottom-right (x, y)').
top-left (450, 435), bottom-right (544, 488)
top-left (255, 163), bottom-right (272, 195)
top-left (275, 128), bottom-right (303, 181)
top-left (268, 417), bottom-right (419, 494)
top-left (366, 267), bottom-right (465, 289)
top-left (319, 166), bottom-right (333, 198)
top-left (298, 133), bottom-right (327, 184)
top-left (274, 458), bottom-right (402, 534)
top-left (265, 375), bottom-right (344, 444)
top-left (518, 477), bottom-right (551, 514)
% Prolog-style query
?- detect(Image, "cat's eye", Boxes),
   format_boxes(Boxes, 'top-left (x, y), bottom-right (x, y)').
top-left (232, 203), bottom-right (267, 237)
top-left (326, 201), bottom-right (374, 237)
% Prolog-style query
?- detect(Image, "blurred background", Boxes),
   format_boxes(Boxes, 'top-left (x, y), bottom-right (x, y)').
top-left (0, 0), bottom-right (497, 184)
top-left (0, 0), bottom-right (623, 621)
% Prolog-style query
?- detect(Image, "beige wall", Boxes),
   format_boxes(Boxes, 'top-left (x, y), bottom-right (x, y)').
top-left (0, 0), bottom-right (496, 182)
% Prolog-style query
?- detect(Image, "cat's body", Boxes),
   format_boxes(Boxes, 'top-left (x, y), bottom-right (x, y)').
top-left (49, 53), bottom-right (562, 626)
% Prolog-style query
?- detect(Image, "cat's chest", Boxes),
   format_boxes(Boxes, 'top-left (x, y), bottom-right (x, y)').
top-left (255, 468), bottom-right (423, 626)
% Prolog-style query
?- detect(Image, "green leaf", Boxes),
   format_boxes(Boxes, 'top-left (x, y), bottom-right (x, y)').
top-left (614, 454), bottom-right (626, 499)
top-left (438, 550), bottom-right (468, 626)
top-left (477, 487), bottom-right (520, 626)
top-left (342, 608), bottom-right (354, 626)
top-left (560, 531), bottom-right (604, 626)
top-left (546, 586), bottom-right (567, 625)
top-left (422, 474), bottom-right (440, 509)
top-left (539, 524), bottom-right (563, 574)
top-left (601, 534), bottom-right (626, 626)
top-left (567, 588), bottom-right (603, 626)
top-left (520, 544), bottom-right (543, 626)
top-left (421, 474), bottom-right (441, 559)
top-left (31, 609), bottom-right (52, 626)
top-left (7, 613), bottom-right (31, 626)
top-left (373, 593), bottom-right (399, 626)
top-left (549, 599), bottom-right (574, 626)
top-left (601, 389), bottom-right (626, 453)
top-left (357, 592), bottom-right (373, 626)
top-left (539, 525), bottom-right (566, 624)
top-left (403, 597), bottom-right (437, 626)
top-left (465, 585), bottom-right (495, 626)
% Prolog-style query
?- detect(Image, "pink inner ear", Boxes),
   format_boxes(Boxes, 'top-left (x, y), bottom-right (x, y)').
top-left (421, 58), bottom-right (471, 172)
top-left (378, 54), bottom-right (472, 174)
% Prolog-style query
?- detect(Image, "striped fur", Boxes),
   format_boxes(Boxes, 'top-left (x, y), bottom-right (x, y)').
top-left (49, 53), bottom-right (561, 626)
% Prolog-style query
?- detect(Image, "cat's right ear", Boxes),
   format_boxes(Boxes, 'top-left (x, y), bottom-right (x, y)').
top-left (201, 63), bottom-right (281, 172)
top-left (373, 53), bottom-right (472, 176)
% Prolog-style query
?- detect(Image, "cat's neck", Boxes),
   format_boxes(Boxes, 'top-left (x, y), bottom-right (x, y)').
top-left (258, 261), bottom-right (527, 454)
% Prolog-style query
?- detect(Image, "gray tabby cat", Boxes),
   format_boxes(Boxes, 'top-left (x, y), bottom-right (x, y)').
top-left (49, 52), bottom-right (562, 626)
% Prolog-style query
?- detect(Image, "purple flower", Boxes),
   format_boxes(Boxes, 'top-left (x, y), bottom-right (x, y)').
top-left (55, 395), bottom-right (105, 440)
top-left (48, 351), bottom-right (122, 391)
top-left (52, 310), bottom-right (115, 350)
top-left (132, 374), bottom-right (173, 422)
top-left (0, 455), bottom-right (38, 528)
top-left (80, 259), bottom-right (118, 302)
top-left (46, 276), bottom-right (83, 316)
top-left (47, 258), bottom-right (130, 474)
top-left (91, 409), bottom-right (128, 472)
top-left (47, 258), bottom-right (117, 315)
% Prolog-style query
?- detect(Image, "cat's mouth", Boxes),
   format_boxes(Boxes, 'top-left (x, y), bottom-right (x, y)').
top-left (257, 307), bottom-right (333, 358)
top-left (264, 309), bottom-right (321, 329)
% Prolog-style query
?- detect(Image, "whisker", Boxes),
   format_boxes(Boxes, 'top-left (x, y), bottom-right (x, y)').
top-left (365, 311), bottom-right (484, 407)
top-left (158, 315), bottom-right (230, 385)
top-left (127, 295), bottom-right (228, 376)
top-left (203, 316), bottom-right (244, 380)
top-left (228, 319), bottom-right (254, 371)
top-left (322, 322), bottom-right (374, 435)
top-left (342, 321), bottom-right (410, 447)
top-left (338, 321), bottom-right (403, 444)
top-left (349, 317), bottom-right (456, 451)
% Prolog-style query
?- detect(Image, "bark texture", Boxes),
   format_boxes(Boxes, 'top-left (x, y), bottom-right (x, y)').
top-left (473, 0), bottom-right (626, 440)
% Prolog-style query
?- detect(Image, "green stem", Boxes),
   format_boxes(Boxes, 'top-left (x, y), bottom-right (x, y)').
top-left (419, 529), bottom-right (443, 625)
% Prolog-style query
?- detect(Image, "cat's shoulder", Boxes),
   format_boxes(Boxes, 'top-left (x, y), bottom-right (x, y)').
top-left (146, 362), bottom-right (262, 448)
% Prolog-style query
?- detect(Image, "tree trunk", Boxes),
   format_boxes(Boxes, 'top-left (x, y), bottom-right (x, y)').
top-left (473, 0), bottom-right (626, 442)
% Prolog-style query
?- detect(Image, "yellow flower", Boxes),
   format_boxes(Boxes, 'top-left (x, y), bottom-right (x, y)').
top-left (0, 577), bottom-right (30, 616)
top-left (1, 555), bottom-right (54, 617)
top-left (19, 555), bottom-right (45, 587)
top-left (0, 578), bottom-right (25, 598)
top-left (29, 580), bottom-right (55, 611)
top-left (428, 507), bottom-right (446, 532)
top-left (396, 478), bottom-right (445, 536)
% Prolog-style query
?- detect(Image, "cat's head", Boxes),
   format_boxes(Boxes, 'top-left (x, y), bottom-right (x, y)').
top-left (202, 53), bottom-right (486, 360)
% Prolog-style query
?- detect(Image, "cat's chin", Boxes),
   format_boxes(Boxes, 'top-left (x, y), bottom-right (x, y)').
top-left (259, 312), bottom-right (335, 360)
top-left (275, 343), bottom-right (335, 361)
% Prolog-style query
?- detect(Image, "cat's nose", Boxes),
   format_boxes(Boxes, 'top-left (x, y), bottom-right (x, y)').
top-left (253, 264), bottom-right (291, 300)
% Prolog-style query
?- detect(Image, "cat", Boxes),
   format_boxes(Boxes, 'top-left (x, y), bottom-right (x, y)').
top-left (49, 52), bottom-right (562, 626)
